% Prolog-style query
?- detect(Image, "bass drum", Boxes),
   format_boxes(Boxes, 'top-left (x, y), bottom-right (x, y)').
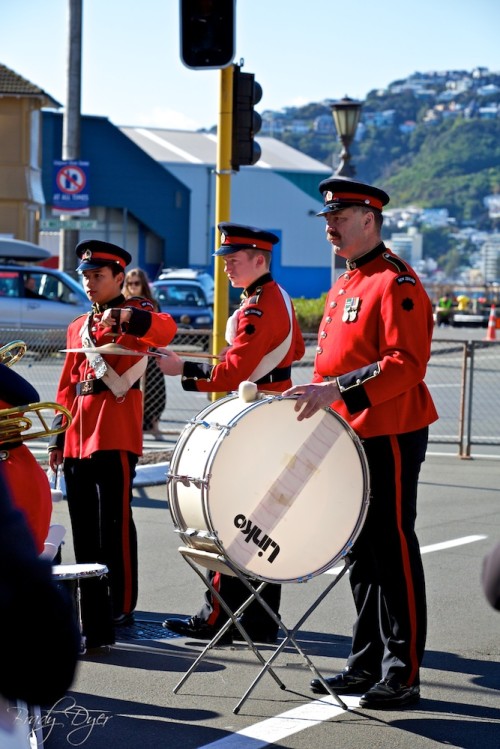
top-left (167, 393), bottom-right (369, 583)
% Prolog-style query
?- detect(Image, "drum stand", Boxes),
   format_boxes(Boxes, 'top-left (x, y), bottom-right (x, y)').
top-left (173, 546), bottom-right (350, 714)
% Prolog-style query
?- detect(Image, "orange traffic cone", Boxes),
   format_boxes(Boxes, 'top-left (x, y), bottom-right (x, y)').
top-left (484, 304), bottom-right (497, 341)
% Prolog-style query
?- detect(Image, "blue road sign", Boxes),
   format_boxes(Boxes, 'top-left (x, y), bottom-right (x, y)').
top-left (52, 160), bottom-right (90, 216)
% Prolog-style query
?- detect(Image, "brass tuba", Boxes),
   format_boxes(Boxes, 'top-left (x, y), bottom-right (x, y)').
top-left (0, 402), bottom-right (72, 445)
top-left (0, 340), bottom-right (27, 367)
top-left (0, 340), bottom-right (72, 444)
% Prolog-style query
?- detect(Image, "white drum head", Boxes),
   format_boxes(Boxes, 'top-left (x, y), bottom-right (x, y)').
top-left (170, 395), bottom-right (369, 583)
top-left (52, 563), bottom-right (108, 580)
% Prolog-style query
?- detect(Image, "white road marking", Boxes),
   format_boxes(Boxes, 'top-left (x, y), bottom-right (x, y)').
top-left (197, 534), bottom-right (487, 749)
top-left (420, 535), bottom-right (487, 553)
top-left (428, 452), bottom-right (500, 460)
top-left (324, 534), bottom-right (488, 575)
top-left (427, 383), bottom-right (462, 388)
top-left (200, 695), bottom-right (361, 749)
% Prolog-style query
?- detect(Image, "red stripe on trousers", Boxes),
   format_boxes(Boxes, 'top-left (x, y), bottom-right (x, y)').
top-left (119, 451), bottom-right (133, 614)
top-left (390, 435), bottom-right (419, 685)
top-left (206, 572), bottom-right (222, 626)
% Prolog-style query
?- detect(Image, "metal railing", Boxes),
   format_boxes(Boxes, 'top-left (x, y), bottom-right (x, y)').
top-left (1, 328), bottom-right (499, 461)
top-left (427, 338), bottom-right (500, 457)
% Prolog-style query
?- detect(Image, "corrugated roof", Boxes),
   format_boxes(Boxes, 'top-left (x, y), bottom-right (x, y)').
top-left (0, 63), bottom-right (61, 108)
top-left (120, 127), bottom-right (330, 173)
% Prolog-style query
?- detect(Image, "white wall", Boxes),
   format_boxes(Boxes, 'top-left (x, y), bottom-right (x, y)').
top-left (232, 170), bottom-right (329, 268)
top-left (165, 163), bottom-right (215, 268)
top-left (166, 163), bottom-right (329, 270)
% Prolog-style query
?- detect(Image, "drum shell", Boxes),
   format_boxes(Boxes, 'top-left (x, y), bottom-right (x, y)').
top-left (168, 394), bottom-right (369, 583)
top-left (52, 563), bottom-right (114, 649)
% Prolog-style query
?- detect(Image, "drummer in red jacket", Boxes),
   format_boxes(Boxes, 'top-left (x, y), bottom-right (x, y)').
top-left (159, 223), bottom-right (305, 644)
top-left (285, 178), bottom-right (438, 709)
top-left (49, 240), bottom-right (177, 648)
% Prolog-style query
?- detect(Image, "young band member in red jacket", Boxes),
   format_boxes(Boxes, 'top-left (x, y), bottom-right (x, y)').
top-left (49, 240), bottom-right (177, 648)
top-left (160, 223), bottom-right (305, 644)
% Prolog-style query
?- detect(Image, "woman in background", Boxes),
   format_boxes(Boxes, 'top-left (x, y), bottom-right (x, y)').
top-left (124, 268), bottom-right (167, 438)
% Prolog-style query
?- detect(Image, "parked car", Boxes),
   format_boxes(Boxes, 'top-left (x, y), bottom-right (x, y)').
top-left (0, 263), bottom-right (90, 331)
top-left (434, 299), bottom-right (492, 328)
top-left (151, 279), bottom-right (213, 329)
top-left (449, 310), bottom-right (490, 328)
top-left (157, 268), bottom-right (215, 305)
top-left (0, 237), bottom-right (52, 262)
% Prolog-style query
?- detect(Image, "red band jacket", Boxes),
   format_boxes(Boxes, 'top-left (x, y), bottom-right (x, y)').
top-left (314, 243), bottom-right (438, 438)
top-left (181, 274), bottom-right (305, 394)
top-left (53, 294), bottom-right (177, 458)
top-left (0, 364), bottom-right (51, 552)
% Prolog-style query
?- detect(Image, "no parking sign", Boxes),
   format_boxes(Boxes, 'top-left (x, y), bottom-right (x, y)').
top-left (52, 160), bottom-right (90, 216)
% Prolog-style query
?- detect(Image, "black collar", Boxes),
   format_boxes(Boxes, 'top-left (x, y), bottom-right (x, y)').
top-left (345, 242), bottom-right (386, 271)
top-left (242, 273), bottom-right (273, 298)
top-left (91, 294), bottom-right (125, 314)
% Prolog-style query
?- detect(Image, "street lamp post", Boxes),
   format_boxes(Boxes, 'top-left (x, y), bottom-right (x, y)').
top-left (330, 96), bottom-right (362, 177)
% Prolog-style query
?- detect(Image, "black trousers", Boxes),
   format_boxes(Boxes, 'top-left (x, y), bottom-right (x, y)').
top-left (346, 427), bottom-right (428, 687)
top-left (64, 450), bottom-right (138, 647)
top-left (197, 571), bottom-right (282, 637)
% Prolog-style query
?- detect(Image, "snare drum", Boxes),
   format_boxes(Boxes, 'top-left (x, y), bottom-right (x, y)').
top-left (167, 394), bottom-right (369, 583)
top-left (52, 563), bottom-right (109, 650)
top-left (52, 562), bottom-right (109, 582)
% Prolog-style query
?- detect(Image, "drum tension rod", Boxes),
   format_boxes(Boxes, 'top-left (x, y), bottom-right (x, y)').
top-left (175, 528), bottom-right (216, 541)
top-left (168, 474), bottom-right (208, 489)
top-left (189, 418), bottom-right (232, 432)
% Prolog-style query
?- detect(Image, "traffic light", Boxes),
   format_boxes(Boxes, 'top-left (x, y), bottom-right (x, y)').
top-left (180, 0), bottom-right (235, 69)
top-left (231, 65), bottom-right (263, 170)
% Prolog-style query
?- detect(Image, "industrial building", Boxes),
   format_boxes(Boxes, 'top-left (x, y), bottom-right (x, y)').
top-left (1, 62), bottom-right (334, 299)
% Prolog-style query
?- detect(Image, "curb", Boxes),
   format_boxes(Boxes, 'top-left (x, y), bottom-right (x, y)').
top-left (134, 462), bottom-right (169, 488)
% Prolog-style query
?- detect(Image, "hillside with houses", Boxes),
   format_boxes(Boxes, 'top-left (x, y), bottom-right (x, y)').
top-left (251, 67), bottom-right (500, 286)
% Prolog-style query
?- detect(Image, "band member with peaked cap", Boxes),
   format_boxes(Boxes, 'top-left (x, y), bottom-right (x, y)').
top-left (48, 240), bottom-right (177, 648)
top-left (159, 222), bottom-right (305, 644)
top-left (0, 362), bottom-right (52, 553)
top-left (284, 177), bottom-right (438, 709)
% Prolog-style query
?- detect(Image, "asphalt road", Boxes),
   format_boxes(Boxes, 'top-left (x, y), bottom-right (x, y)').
top-left (42, 452), bottom-right (500, 749)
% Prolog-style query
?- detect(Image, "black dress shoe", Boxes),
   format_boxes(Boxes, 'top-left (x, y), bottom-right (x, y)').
top-left (81, 645), bottom-right (112, 657)
top-left (359, 679), bottom-right (420, 709)
top-left (162, 616), bottom-right (233, 644)
top-left (114, 612), bottom-right (135, 627)
top-left (310, 668), bottom-right (376, 695)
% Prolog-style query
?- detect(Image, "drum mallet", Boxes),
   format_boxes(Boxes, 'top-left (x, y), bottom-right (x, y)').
top-left (238, 380), bottom-right (258, 402)
top-left (50, 464), bottom-right (64, 503)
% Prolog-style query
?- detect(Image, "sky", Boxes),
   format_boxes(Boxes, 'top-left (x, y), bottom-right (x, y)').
top-left (1, 0), bottom-right (499, 131)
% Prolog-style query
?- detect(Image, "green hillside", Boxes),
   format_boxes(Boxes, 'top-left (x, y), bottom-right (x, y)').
top-left (380, 119), bottom-right (500, 225)
top-left (265, 69), bottom-right (500, 228)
